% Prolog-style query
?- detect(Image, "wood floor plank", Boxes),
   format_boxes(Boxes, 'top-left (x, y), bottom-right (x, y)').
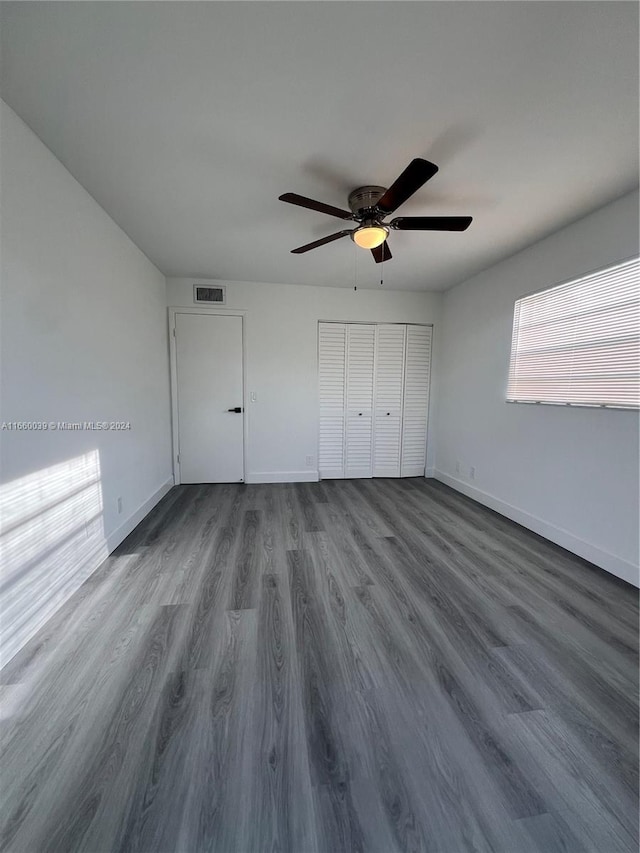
top-left (228, 509), bottom-right (262, 610)
top-left (346, 583), bottom-right (537, 850)
top-left (287, 548), bottom-right (368, 853)
top-left (503, 708), bottom-right (638, 851)
top-left (2, 604), bottom-right (186, 852)
top-left (493, 643), bottom-right (639, 800)
top-left (1, 478), bottom-right (637, 852)
top-left (188, 608), bottom-right (259, 853)
top-left (243, 572), bottom-right (318, 853)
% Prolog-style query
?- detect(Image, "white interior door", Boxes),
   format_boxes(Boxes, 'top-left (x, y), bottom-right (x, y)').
top-left (401, 325), bottom-right (432, 477)
top-left (175, 312), bottom-right (244, 483)
top-left (373, 324), bottom-right (406, 477)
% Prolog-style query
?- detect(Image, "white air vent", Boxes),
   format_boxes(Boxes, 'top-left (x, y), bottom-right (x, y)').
top-left (194, 284), bottom-right (226, 305)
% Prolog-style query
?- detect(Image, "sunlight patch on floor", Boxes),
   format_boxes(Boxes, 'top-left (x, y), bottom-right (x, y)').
top-left (0, 451), bottom-right (108, 667)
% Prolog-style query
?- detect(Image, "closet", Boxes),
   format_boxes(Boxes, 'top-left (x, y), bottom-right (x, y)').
top-left (318, 322), bottom-right (432, 479)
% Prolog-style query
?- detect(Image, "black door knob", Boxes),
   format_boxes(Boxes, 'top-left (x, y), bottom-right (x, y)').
top-left (227, 407), bottom-right (243, 413)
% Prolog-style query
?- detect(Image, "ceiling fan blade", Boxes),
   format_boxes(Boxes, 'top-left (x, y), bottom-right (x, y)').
top-left (376, 159), bottom-right (439, 214)
top-left (279, 193), bottom-right (352, 220)
top-left (390, 216), bottom-right (472, 231)
top-left (291, 230), bottom-right (353, 254)
top-left (371, 241), bottom-right (392, 263)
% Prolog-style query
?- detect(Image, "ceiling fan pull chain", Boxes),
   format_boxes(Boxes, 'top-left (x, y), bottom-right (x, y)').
top-left (353, 241), bottom-right (358, 291)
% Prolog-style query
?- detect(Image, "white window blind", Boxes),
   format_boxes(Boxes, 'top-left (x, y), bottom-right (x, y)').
top-left (506, 257), bottom-right (640, 409)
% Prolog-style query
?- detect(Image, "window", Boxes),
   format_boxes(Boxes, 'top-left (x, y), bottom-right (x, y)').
top-left (506, 257), bottom-right (640, 409)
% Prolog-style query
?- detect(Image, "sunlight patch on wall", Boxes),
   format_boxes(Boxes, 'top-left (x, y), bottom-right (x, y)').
top-left (0, 451), bottom-right (109, 667)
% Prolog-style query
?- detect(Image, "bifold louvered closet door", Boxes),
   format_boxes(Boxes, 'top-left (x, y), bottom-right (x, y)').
top-left (401, 325), bottom-right (432, 477)
top-left (318, 322), bottom-right (432, 479)
top-left (318, 322), bottom-right (347, 479)
top-left (345, 324), bottom-right (376, 477)
top-left (373, 324), bottom-right (406, 477)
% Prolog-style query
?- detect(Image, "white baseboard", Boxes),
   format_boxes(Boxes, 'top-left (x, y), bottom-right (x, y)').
top-left (425, 467), bottom-right (436, 478)
top-left (106, 476), bottom-right (174, 553)
top-left (245, 470), bottom-right (320, 484)
top-left (433, 470), bottom-right (639, 588)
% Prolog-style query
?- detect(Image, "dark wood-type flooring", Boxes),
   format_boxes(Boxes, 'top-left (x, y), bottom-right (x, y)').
top-left (1, 478), bottom-right (638, 852)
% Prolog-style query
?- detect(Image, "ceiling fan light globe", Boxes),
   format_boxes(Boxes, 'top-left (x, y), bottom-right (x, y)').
top-left (352, 225), bottom-right (388, 250)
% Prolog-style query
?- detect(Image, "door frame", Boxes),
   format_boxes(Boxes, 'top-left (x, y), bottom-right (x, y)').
top-left (168, 307), bottom-right (247, 485)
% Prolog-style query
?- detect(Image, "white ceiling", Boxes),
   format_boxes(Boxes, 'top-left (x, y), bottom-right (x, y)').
top-left (1, 2), bottom-right (638, 291)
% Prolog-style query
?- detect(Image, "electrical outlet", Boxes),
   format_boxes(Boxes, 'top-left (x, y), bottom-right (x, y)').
top-left (455, 460), bottom-right (461, 474)
top-left (117, 496), bottom-right (123, 514)
top-left (305, 455), bottom-right (313, 467)
top-left (470, 466), bottom-right (476, 480)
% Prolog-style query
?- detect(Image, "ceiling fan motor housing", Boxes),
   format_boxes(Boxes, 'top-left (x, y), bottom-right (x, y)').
top-left (348, 185), bottom-right (386, 218)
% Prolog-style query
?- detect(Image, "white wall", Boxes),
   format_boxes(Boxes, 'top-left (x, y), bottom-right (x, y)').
top-left (0, 101), bottom-right (173, 665)
top-left (167, 278), bottom-right (441, 483)
top-left (435, 190), bottom-right (639, 586)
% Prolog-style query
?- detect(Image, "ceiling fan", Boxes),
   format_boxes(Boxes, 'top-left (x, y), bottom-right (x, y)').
top-left (279, 158), bottom-right (472, 263)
